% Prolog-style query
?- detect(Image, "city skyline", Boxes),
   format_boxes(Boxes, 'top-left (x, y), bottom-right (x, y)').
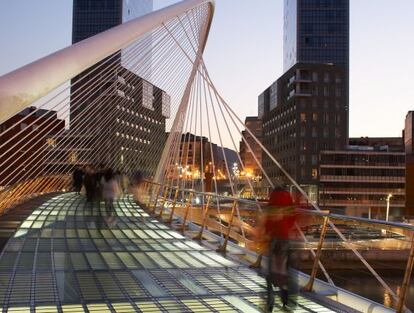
top-left (0, 0), bottom-right (413, 139)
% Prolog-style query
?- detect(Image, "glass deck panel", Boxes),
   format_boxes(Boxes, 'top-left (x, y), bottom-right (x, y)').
top-left (0, 193), bottom-right (336, 312)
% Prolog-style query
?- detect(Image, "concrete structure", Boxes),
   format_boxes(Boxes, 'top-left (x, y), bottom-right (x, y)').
top-left (0, 107), bottom-right (65, 186)
top-left (239, 116), bottom-right (262, 178)
top-left (319, 138), bottom-right (405, 218)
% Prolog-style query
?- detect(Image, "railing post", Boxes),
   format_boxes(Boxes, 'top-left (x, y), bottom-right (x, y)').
top-left (193, 195), bottom-right (212, 240)
top-left (141, 182), bottom-right (151, 206)
top-left (216, 200), bottom-right (237, 253)
top-left (181, 192), bottom-right (193, 233)
top-left (396, 232), bottom-right (414, 313)
top-left (250, 206), bottom-right (265, 268)
top-left (249, 254), bottom-right (263, 269)
top-left (158, 185), bottom-right (172, 218)
top-left (151, 184), bottom-right (162, 214)
top-left (305, 215), bottom-right (329, 291)
top-left (167, 188), bottom-right (180, 224)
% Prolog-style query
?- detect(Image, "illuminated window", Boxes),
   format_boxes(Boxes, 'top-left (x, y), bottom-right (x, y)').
top-left (142, 81), bottom-right (154, 110)
top-left (68, 152), bottom-right (77, 163)
top-left (300, 113), bottom-right (306, 123)
top-left (312, 168), bottom-right (318, 179)
top-left (47, 138), bottom-right (57, 147)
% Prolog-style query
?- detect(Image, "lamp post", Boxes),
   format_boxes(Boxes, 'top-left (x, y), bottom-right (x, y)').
top-left (385, 194), bottom-right (393, 222)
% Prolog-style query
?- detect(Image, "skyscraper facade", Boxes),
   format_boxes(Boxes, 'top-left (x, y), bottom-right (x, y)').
top-left (283, 0), bottom-right (349, 71)
top-left (72, 0), bottom-right (153, 44)
top-left (261, 0), bottom-right (349, 200)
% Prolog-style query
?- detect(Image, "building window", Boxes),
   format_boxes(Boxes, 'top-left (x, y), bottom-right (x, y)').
top-left (312, 113), bottom-right (318, 122)
top-left (300, 155), bottom-right (306, 165)
top-left (312, 72), bottom-right (318, 82)
top-left (300, 113), bottom-right (306, 123)
top-left (47, 138), bottom-right (57, 148)
top-left (323, 113), bottom-right (329, 124)
top-left (311, 155), bottom-right (318, 165)
top-left (312, 168), bottom-right (318, 179)
top-left (68, 152), bottom-right (77, 163)
top-left (335, 75), bottom-right (342, 83)
top-left (162, 91), bottom-right (171, 118)
top-left (312, 127), bottom-right (317, 138)
top-left (142, 80), bottom-right (154, 110)
top-left (300, 127), bottom-right (306, 137)
top-left (335, 115), bottom-right (341, 125)
top-left (323, 73), bottom-right (330, 83)
top-left (301, 168), bottom-right (306, 178)
top-left (335, 128), bottom-right (341, 138)
top-left (323, 86), bottom-right (329, 97)
top-left (300, 98), bottom-right (307, 108)
top-left (301, 140), bottom-right (306, 151)
top-left (335, 87), bottom-right (342, 97)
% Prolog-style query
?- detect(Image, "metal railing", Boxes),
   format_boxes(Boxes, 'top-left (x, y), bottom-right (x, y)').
top-left (139, 180), bottom-right (414, 313)
top-left (0, 176), bottom-right (412, 312)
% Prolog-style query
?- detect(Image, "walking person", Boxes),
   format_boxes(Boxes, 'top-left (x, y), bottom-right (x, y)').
top-left (72, 166), bottom-right (84, 194)
top-left (101, 168), bottom-right (120, 224)
top-left (257, 187), bottom-right (298, 312)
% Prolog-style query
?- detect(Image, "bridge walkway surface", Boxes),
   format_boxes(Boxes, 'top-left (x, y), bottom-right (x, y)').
top-left (0, 193), bottom-right (348, 312)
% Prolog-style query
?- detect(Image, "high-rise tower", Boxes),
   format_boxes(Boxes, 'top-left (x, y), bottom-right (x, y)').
top-left (283, 0), bottom-right (349, 71)
top-left (260, 0), bottom-right (350, 200)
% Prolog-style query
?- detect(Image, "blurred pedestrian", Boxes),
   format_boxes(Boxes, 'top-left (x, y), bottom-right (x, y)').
top-left (101, 168), bottom-right (120, 223)
top-left (258, 187), bottom-right (298, 311)
top-left (72, 166), bottom-right (84, 194)
top-left (83, 166), bottom-right (94, 203)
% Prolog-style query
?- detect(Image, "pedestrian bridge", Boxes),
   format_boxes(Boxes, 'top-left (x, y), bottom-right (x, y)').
top-left (0, 192), bottom-right (340, 313)
top-left (0, 0), bottom-right (413, 312)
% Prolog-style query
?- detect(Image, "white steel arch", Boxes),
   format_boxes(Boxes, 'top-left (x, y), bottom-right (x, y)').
top-left (0, 0), bottom-right (215, 124)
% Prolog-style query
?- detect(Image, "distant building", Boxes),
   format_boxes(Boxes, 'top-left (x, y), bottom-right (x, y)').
top-left (168, 133), bottom-right (238, 182)
top-left (405, 111), bottom-right (414, 216)
top-left (0, 107), bottom-right (65, 186)
top-left (319, 138), bottom-right (405, 219)
top-left (239, 117), bottom-right (263, 177)
top-left (50, 68), bottom-right (169, 177)
top-left (261, 63), bottom-right (348, 200)
top-left (68, 0), bottom-right (168, 176)
top-left (261, 0), bottom-right (349, 200)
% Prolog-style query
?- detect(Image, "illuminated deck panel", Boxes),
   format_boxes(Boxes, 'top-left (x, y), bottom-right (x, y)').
top-left (0, 193), bottom-right (336, 312)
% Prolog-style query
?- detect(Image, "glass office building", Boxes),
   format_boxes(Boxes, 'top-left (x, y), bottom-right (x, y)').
top-left (283, 0), bottom-right (349, 71)
top-left (72, 0), bottom-right (153, 43)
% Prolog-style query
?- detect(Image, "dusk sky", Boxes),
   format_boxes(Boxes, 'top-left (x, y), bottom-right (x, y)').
top-left (0, 0), bottom-right (413, 138)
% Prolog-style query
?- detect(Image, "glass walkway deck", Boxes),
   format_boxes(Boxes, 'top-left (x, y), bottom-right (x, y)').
top-left (0, 193), bottom-right (340, 312)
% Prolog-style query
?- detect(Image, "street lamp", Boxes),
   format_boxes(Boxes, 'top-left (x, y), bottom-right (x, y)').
top-left (385, 194), bottom-right (393, 222)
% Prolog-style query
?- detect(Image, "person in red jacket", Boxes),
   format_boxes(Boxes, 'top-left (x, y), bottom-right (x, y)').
top-left (263, 187), bottom-right (298, 311)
